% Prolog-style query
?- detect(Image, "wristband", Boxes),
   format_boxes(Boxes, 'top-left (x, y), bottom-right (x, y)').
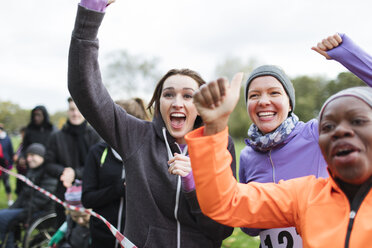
top-left (80, 0), bottom-right (108, 12)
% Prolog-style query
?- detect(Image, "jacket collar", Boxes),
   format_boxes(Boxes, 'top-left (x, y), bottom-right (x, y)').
top-left (327, 168), bottom-right (372, 200)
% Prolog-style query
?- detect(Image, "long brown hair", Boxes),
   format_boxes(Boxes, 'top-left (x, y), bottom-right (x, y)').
top-left (147, 69), bottom-right (206, 116)
top-left (115, 98), bottom-right (151, 121)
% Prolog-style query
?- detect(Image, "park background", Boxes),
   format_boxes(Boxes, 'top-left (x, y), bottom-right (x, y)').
top-left (0, 0), bottom-right (371, 247)
top-left (0, 70), bottom-right (366, 247)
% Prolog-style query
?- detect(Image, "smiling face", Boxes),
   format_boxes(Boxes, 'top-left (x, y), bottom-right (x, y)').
top-left (319, 96), bottom-right (372, 185)
top-left (160, 75), bottom-right (199, 144)
top-left (27, 153), bottom-right (44, 169)
top-left (68, 100), bottom-right (85, 126)
top-left (247, 76), bottom-right (292, 134)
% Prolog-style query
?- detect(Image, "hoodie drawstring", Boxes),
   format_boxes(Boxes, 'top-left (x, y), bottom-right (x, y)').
top-left (162, 127), bottom-right (187, 248)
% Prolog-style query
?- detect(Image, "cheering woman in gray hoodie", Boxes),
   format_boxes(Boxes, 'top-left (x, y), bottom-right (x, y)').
top-left (68, 0), bottom-right (236, 247)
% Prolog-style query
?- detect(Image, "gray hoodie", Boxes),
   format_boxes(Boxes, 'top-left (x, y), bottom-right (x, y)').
top-left (68, 5), bottom-right (236, 248)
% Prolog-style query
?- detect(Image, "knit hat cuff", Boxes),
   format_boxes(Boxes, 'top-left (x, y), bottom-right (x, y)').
top-left (25, 143), bottom-right (46, 158)
top-left (319, 86), bottom-right (372, 121)
top-left (245, 65), bottom-right (295, 112)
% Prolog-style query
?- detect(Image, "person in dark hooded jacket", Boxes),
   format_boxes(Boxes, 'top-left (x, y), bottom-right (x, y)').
top-left (46, 97), bottom-right (100, 228)
top-left (18, 105), bottom-right (57, 195)
top-left (22, 105), bottom-right (57, 152)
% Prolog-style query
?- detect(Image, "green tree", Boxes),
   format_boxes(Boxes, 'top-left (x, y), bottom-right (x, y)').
top-left (292, 75), bottom-right (328, 121)
top-left (0, 100), bottom-right (29, 133)
top-left (321, 72), bottom-right (366, 103)
top-left (292, 72), bottom-right (365, 121)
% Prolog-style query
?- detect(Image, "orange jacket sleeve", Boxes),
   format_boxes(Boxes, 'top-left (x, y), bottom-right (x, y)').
top-left (185, 127), bottom-right (303, 229)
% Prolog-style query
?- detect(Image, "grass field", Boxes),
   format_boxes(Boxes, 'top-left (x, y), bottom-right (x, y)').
top-left (0, 137), bottom-right (260, 247)
top-left (221, 139), bottom-right (260, 248)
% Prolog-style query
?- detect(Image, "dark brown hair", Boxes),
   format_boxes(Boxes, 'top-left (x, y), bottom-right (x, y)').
top-left (115, 98), bottom-right (151, 121)
top-left (147, 69), bottom-right (206, 116)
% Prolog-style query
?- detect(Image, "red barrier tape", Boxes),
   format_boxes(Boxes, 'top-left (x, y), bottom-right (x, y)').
top-left (0, 167), bottom-right (137, 248)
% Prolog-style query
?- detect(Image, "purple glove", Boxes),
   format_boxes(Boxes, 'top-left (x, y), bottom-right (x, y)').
top-left (80, 0), bottom-right (108, 12)
top-left (181, 171), bottom-right (195, 192)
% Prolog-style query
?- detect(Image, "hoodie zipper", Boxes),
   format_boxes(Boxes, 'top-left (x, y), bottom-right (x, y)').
top-left (268, 150), bottom-right (276, 183)
top-left (162, 127), bottom-right (187, 248)
top-left (343, 177), bottom-right (372, 248)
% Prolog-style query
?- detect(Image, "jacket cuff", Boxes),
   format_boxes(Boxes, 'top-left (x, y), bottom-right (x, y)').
top-left (72, 4), bottom-right (105, 40)
top-left (181, 172), bottom-right (195, 192)
top-left (80, 0), bottom-right (107, 12)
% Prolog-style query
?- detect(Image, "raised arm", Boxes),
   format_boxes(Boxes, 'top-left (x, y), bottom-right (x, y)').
top-left (192, 73), bottom-right (243, 136)
top-left (312, 33), bottom-right (372, 86)
top-left (68, 1), bottom-right (148, 158)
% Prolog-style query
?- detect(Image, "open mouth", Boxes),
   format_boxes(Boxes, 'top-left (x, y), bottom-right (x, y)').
top-left (335, 149), bottom-right (355, 156)
top-left (170, 113), bottom-right (186, 129)
top-left (257, 111), bottom-right (276, 118)
top-left (332, 144), bottom-right (359, 157)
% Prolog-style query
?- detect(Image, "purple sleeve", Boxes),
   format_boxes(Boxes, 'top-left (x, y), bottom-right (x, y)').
top-left (80, 0), bottom-right (108, 12)
top-left (328, 34), bottom-right (372, 86)
top-left (181, 172), bottom-right (195, 192)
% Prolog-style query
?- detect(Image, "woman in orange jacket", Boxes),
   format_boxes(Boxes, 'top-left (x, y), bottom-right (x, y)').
top-left (185, 35), bottom-right (372, 248)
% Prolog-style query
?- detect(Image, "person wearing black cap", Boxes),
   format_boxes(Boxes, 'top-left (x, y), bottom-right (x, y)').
top-left (0, 143), bottom-right (57, 248)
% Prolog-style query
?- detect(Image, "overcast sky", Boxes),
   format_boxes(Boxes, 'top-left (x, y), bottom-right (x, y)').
top-left (1, 0), bottom-right (371, 113)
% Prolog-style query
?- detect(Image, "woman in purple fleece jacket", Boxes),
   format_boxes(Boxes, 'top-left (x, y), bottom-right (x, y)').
top-left (239, 33), bottom-right (372, 247)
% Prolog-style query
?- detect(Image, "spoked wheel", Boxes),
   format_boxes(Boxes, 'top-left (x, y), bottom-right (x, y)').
top-left (23, 212), bottom-right (57, 248)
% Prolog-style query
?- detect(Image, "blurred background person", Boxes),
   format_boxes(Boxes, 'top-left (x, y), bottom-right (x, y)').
top-left (82, 98), bottom-right (150, 248)
top-left (20, 106), bottom-right (57, 196)
top-left (49, 180), bottom-right (91, 248)
top-left (0, 123), bottom-right (14, 206)
top-left (22, 105), bottom-right (56, 153)
top-left (12, 127), bottom-right (27, 195)
top-left (0, 143), bottom-right (57, 248)
top-left (46, 97), bottom-right (100, 228)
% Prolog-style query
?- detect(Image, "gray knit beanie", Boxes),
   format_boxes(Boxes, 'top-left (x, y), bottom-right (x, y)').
top-left (245, 65), bottom-right (295, 112)
top-left (26, 143), bottom-right (46, 158)
top-left (319, 86), bottom-right (372, 121)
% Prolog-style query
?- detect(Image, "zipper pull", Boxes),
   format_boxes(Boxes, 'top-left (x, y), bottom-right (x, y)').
top-left (349, 210), bottom-right (356, 219)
